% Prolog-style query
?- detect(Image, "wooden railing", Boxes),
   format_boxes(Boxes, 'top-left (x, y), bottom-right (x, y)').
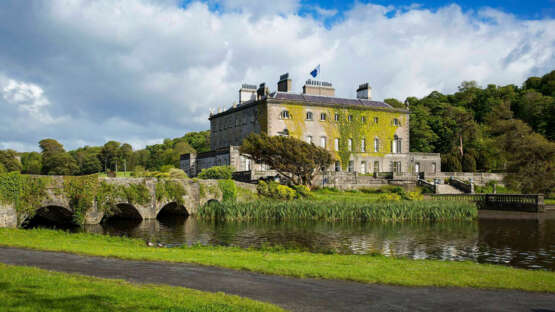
top-left (430, 193), bottom-right (545, 212)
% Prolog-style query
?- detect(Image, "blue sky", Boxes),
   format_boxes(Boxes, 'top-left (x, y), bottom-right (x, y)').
top-left (0, 0), bottom-right (553, 151)
top-left (298, 0), bottom-right (555, 19)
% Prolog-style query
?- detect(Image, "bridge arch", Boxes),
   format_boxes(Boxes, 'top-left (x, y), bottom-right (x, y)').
top-left (102, 203), bottom-right (143, 221)
top-left (156, 202), bottom-right (189, 219)
top-left (23, 205), bottom-right (77, 229)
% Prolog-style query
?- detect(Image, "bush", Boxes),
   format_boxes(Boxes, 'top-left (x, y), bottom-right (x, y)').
top-left (160, 165), bottom-right (174, 173)
top-left (377, 193), bottom-right (402, 202)
top-left (168, 168), bottom-right (188, 179)
top-left (131, 165), bottom-right (145, 177)
top-left (406, 191), bottom-right (423, 201)
top-left (198, 166), bottom-right (234, 180)
top-left (257, 181), bottom-right (297, 200)
top-left (292, 185), bottom-right (311, 198)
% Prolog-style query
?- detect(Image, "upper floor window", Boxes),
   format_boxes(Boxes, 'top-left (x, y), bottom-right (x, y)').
top-left (307, 136), bottom-right (313, 144)
top-left (306, 111), bottom-right (313, 120)
top-left (334, 138), bottom-right (339, 151)
top-left (374, 137), bottom-right (380, 152)
top-left (361, 116), bottom-right (366, 123)
top-left (280, 110), bottom-right (291, 119)
top-left (334, 113), bottom-right (340, 121)
top-left (348, 138), bottom-right (353, 152)
top-left (393, 118), bottom-right (400, 126)
top-left (320, 113), bottom-right (327, 121)
top-left (374, 117), bottom-right (379, 124)
top-left (348, 115), bottom-right (353, 122)
top-left (361, 138), bottom-right (366, 152)
top-left (320, 136), bottom-right (327, 148)
top-left (392, 135), bottom-right (402, 154)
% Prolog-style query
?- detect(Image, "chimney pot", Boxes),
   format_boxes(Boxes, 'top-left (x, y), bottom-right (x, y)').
top-left (278, 73), bottom-right (292, 92)
top-left (356, 83), bottom-right (372, 100)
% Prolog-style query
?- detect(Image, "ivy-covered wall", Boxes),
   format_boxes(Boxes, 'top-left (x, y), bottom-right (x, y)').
top-left (271, 102), bottom-right (408, 169)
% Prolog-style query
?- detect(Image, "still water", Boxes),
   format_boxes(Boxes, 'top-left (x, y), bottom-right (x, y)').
top-left (76, 210), bottom-right (555, 271)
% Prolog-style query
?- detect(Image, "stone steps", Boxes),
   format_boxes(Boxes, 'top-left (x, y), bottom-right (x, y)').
top-left (435, 184), bottom-right (464, 194)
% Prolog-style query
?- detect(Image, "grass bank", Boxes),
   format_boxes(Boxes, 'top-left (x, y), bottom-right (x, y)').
top-left (1, 228), bottom-right (553, 292)
top-left (0, 263), bottom-right (283, 312)
top-left (198, 199), bottom-right (477, 222)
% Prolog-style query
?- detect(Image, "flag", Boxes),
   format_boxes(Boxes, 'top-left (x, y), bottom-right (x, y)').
top-left (310, 65), bottom-right (320, 78)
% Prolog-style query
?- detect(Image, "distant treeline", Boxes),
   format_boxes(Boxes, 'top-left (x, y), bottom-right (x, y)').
top-left (0, 131), bottom-right (209, 176)
top-left (0, 71), bottom-right (553, 193)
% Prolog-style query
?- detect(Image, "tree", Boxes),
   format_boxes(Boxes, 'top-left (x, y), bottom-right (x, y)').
top-left (99, 141), bottom-right (121, 171)
top-left (44, 152), bottom-right (79, 175)
top-left (489, 119), bottom-right (554, 194)
top-left (384, 98), bottom-right (405, 109)
top-left (21, 152), bottom-right (42, 174)
top-left (240, 133), bottom-right (333, 186)
top-left (0, 150), bottom-right (22, 172)
top-left (80, 153), bottom-right (102, 174)
top-left (181, 130), bottom-right (210, 152)
top-left (119, 143), bottom-right (133, 171)
top-left (39, 139), bottom-right (77, 175)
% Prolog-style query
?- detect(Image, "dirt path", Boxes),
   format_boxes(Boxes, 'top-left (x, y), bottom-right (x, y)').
top-left (0, 247), bottom-right (553, 312)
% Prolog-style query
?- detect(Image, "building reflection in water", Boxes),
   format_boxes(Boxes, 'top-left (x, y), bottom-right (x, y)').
top-left (78, 211), bottom-right (554, 271)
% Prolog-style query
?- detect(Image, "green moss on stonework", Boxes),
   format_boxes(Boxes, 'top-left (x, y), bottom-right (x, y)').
top-left (0, 172), bottom-right (52, 224)
top-left (281, 103), bottom-right (307, 138)
top-left (155, 180), bottom-right (187, 206)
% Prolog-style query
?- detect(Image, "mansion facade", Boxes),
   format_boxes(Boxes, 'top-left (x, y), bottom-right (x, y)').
top-left (181, 73), bottom-right (441, 179)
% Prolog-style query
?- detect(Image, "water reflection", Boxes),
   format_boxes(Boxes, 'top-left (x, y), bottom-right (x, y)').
top-left (79, 211), bottom-right (555, 271)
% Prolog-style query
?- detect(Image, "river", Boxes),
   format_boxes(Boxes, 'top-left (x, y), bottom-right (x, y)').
top-left (52, 210), bottom-right (554, 271)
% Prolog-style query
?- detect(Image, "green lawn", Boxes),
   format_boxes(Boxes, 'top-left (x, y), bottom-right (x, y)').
top-left (0, 263), bottom-right (283, 312)
top-left (1, 228), bottom-right (554, 293)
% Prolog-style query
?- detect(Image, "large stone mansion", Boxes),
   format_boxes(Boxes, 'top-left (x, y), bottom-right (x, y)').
top-left (181, 73), bottom-right (441, 180)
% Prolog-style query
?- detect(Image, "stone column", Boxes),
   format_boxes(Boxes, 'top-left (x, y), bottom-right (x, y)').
top-left (0, 204), bottom-right (17, 228)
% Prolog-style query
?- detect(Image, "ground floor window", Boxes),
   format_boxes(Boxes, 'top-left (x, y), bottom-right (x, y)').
top-left (348, 160), bottom-right (354, 172)
top-left (335, 161), bottom-right (341, 172)
top-left (392, 161), bottom-right (402, 173)
top-left (374, 161), bottom-right (379, 173)
top-left (361, 161), bottom-right (367, 174)
top-left (432, 162), bottom-right (436, 173)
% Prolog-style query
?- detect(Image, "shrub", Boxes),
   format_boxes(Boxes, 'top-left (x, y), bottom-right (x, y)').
top-left (218, 179), bottom-right (237, 202)
top-left (377, 193), bottom-right (402, 202)
top-left (160, 165), bottom-right (174, 173)
top-left (168, 168), bottom-right (188, 179)
top-left (292, 185), bottom-right (311, 198)
top-left (406, 191), bottom-right (423, 201)
top-left (198, 166), bottom-right (234, 180)
top-left (131, 166), bottom-right (146, 177)
top-left (257, 181), bottom-right (297, 200)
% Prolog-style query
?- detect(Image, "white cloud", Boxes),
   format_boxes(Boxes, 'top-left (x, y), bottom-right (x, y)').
top-left (0, 0), bottom-right (552, 151)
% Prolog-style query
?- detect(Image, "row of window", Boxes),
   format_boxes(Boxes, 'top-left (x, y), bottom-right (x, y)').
top-left (306, 136), bottom-right (402, 153)
top-left (282, 110), bottom-right (401, 126)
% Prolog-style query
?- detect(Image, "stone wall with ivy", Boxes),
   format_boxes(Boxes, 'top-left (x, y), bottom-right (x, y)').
top-left (268, 102), bottom-right (409, 170)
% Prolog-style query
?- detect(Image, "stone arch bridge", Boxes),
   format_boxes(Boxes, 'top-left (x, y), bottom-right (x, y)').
top-left (0, 177), bottom-right (252, 228)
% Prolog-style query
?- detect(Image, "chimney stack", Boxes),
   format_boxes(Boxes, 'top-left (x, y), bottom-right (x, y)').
top-left (239, 83), bottom-right (257, 104)
top-left (302, 79), bottom-right (335, 97)
top-left (257, 82), bottom-right (269, 100)
top-left (277, 73), bottom-right (292, 92)
top-left (356, 83), bottom-right (372, 100)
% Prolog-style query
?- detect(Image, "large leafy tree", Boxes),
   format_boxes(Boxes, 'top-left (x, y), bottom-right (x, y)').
top-left (240, 133), bottom-right (333, 186)
top-left (39, 139), bottom-right (78, 175)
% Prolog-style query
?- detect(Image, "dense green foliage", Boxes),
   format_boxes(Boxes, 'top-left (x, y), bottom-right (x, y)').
top-left (218, 179), bottom-right (237, 202)
top-left (4, 228), bottom-right (553, 292)
top-left (0, 263), bottom-right (282, 312)
top-left (407, 71), bottom-right (554, 172)
top-left (199, 199), bottom-right (476, 222)
top-left (198, 165), bottom-right (234, 179)
top-left (240, 133), bottom-right (333, 186)
top-left (257, 181), bottom-right (298, 200)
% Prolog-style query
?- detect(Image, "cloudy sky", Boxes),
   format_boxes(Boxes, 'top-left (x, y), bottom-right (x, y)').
top-left (0, 0), bottom-right (553, 152)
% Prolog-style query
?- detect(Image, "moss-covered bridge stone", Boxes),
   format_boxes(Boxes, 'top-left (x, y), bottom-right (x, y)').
top-left (0, 174), bottom-right (251, 228)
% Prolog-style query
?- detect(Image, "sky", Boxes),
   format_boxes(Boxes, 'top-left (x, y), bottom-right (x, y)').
top-left (0, 0), bottom-right (553, 152)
